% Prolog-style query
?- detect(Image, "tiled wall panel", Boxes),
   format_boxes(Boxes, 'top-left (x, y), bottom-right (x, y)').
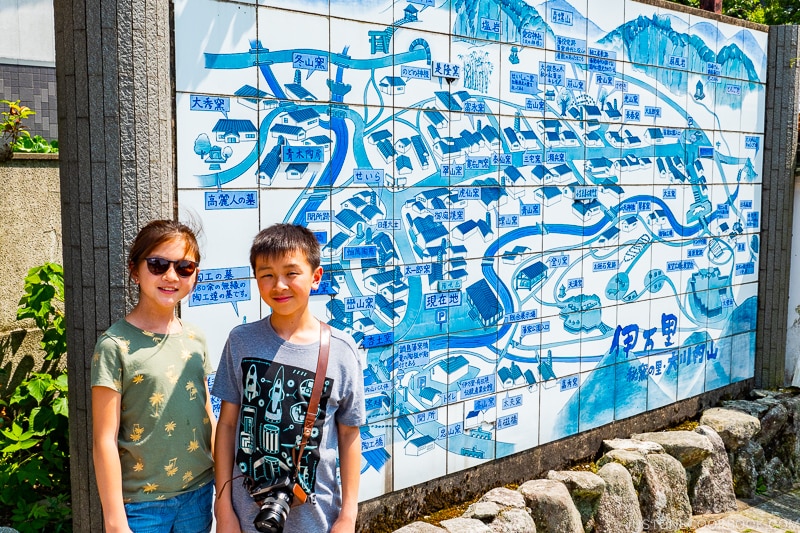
top-left (175, 0), bottom-right (767, 501)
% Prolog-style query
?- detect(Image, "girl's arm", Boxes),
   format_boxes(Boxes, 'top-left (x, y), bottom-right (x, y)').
top-left (214, 400), bottom-right (243, 533)
top-left (330, 423), bottom-right (361, 533)
top-left (92, 386), bottom-right (133, 533)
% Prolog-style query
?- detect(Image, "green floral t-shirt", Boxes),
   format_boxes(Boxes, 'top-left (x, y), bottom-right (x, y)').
top-left (91, 319), bottom-right (214, 502)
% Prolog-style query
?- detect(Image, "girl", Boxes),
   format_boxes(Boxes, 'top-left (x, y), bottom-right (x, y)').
top-left (92, 220), bottom-right (215, 533)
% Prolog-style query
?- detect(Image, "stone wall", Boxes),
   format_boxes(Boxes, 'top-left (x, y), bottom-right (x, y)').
top-left (0, 155), bottom-right (62, 395)
top-left (392, 389), bottom-right (800, 533)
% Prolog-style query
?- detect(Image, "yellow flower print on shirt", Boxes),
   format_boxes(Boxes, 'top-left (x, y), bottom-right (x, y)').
top-left (164, 365), bottom-right (179, 385)
top-left (182, 470), bottom-right (194, 485)
top-left (149, 392), bottom-right (165, 417)
top-left (133, 460), bottom-right (144, 472)
top-left (165, 421), bottom-right (176, 436)
top-left (185, 380), bottom-right (198, 401)
top-left (187, 428), bottom-right (199, 452)
top-left (164, 458), bottom-right (178, 477)
top-left (130, 424), bottom-right (145, 442)
top-left (181, 348), bottom-right (192, 362)
top-left (143, 482), bottom-right (159, 493)
top-left (132, 374), bottom-right (144, 384)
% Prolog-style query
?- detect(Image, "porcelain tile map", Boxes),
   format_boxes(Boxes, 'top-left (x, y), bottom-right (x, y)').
top-left (175, 0), bottom-right (766, 501)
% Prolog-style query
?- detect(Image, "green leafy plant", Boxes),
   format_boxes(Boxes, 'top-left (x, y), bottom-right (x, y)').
top-left (0, 100), bottom-right (35, 163)
top-left (0, 263), bottom-right (70, 532)
top-left (13, 135), bottom-right (59, 154)
top-left (16, 263), bottom-right (66, 362)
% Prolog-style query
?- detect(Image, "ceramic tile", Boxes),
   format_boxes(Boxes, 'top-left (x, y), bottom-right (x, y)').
top-left (397, 0), bottom-right (450, 37)
top-left (451, 1), bottom-right (503, 43)
top-left (181, 93), bottom-right (263, 190)
top-left (731, 282), bottom-right (759, 332)
top-left (617, 2), bottom-right (660, 68)
top-left (579, 365), bottom-right (615, 432)
top-left (358, 421), bottom-right (393, 501)
top-left (539, 367), bottom-right (580, 444)
top-left (254, 0), bottom-right (327, 14)
top-left (687, 11), bottom-right (719, 77)
top-left (177, 190), bottom-right (262, 361)
top-left (705, 328), bottom-right (732, 391)
top-left (494, 383), bottom-right (539, 458)
top-left (587, 0), bottom-right (625, 49)
top-left (646, 349), bottom-right (677, 411)
top-left (729, 331), bottom-right (756, 383)
top-left (738, 132), bottom-right (763, 183)
top-left (255, 7), bottom-right (331, 104)
top-left (652, 78), bottom-right (689, 131)
top-left (329, 0), bottom-right (392, 26)
top-left (615, 358), bottom-right (647, 421)
top-left (451, 36), bottom-right (502, 102)
top-left (677, 331), bottom-right (708, 400)
top-left (501, 45), bottom-right (547, 115)
top-left (741, 83), bottom-right (766, 135)
top-left (649, 293), bottom-right (683, 353)
top-left (175, 0), bottom-right (258, 94)
top-left (614, 299), bottom-right (655, 363)
top-left (392, 29), bottom-right (457, 110)
top-left (735, 26), bottom-right (768, 86)
top-left (392, 406), bottom-right (448, 490)
top-left (445, 399), bottom-right (495, 475)
top-left (328, 19), bottom-right (392, 109)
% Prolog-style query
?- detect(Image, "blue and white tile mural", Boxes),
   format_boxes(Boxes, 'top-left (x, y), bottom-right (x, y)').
top-left (176, 0), bottom-right (766, 500)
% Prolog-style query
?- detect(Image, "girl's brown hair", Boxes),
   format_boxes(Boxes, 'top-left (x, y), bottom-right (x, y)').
top-left (127, 220), bottom-right (201, 281)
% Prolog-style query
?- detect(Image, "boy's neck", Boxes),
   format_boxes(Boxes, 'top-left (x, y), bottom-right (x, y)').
top-left (269, 311), bottom-right (320, 344)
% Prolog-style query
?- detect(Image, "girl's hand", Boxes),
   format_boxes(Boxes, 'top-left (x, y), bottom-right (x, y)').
top-left (214, 501), bottom-right (242, 533)
top-left (330, 515), bottom-right (356, 533)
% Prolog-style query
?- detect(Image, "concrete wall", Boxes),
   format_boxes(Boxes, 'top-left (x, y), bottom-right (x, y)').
top-left (0, 155), bottom-right (62, 394)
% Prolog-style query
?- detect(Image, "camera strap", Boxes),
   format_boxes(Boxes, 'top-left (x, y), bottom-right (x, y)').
top-left (291, 322), bottom-right (331, 477)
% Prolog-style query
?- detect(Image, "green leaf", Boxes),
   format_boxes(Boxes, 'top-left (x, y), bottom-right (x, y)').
top-left (52, 396), bottom-right (68, 417)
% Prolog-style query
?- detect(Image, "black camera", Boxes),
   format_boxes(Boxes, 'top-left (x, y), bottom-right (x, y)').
top-left (249, 476), bottom-right (308, 533)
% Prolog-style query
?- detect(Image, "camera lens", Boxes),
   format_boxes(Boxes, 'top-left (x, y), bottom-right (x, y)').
top-left (254, 491), bottom-right (292, 533)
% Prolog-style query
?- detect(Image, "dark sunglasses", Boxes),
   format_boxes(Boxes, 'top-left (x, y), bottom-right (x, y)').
top-left (144, 257), bottom-right (198, 278)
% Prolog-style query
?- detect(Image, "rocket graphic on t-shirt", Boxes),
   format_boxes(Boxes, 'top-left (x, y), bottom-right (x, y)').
top-left (264, 366), bottom-right (285, 423)
top-left (237, 358), bottom-right (333, 494)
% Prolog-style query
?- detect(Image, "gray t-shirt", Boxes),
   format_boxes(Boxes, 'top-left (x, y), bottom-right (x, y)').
top-left (212, 317), bottom-right (366, 533)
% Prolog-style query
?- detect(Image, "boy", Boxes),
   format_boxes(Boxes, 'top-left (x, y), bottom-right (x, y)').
top-left (213, 224), bottom-right (365, 533)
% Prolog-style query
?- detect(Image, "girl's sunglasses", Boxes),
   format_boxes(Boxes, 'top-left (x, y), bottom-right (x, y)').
top-left (144, 257), bottom-right (198, 278)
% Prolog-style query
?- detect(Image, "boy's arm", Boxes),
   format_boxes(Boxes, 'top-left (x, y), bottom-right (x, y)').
top-left (91, 386), bottom-right (133, 533)
top-left (214, 400), bottom-right (243, 533)
top-left (330, 423), bottom-right (361, 533)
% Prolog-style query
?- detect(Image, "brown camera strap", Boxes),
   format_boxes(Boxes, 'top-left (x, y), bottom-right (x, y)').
top-left (292, 322), bottom-right (330, 475)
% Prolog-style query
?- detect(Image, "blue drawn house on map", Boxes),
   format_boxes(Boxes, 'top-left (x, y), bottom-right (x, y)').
top-left (212, 119), bottom-right (257, 143)
top-left (379, 76), bottom-right (406, 95)
top-left (405, 435), bottom-right (435, 456)
top-left (465, 279), bottom-right (503, 327)
top-left (515, 261), bottom-right (548, 290)
top-left (498, 362), bottom-right (525, 388)
top-left (431, 355), bottom-right (469, 384)
top-left (270, 123), bottom-right (305, 141)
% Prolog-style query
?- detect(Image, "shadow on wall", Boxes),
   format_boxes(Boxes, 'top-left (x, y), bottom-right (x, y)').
top-left (0, 328), bottom-right (60, 400)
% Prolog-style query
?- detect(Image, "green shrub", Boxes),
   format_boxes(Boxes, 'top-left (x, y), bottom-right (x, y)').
top-left (0, 263), bottom-right (70, 532)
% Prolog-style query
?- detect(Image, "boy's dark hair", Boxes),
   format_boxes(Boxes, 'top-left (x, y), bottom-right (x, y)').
top-left (250, 223), bottom-right (321, 272)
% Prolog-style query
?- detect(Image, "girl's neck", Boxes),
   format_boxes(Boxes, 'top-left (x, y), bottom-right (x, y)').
top-left (126, 304), bottom-right (182, 335)
top-left (269, 312), bottom-right (319, 344)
